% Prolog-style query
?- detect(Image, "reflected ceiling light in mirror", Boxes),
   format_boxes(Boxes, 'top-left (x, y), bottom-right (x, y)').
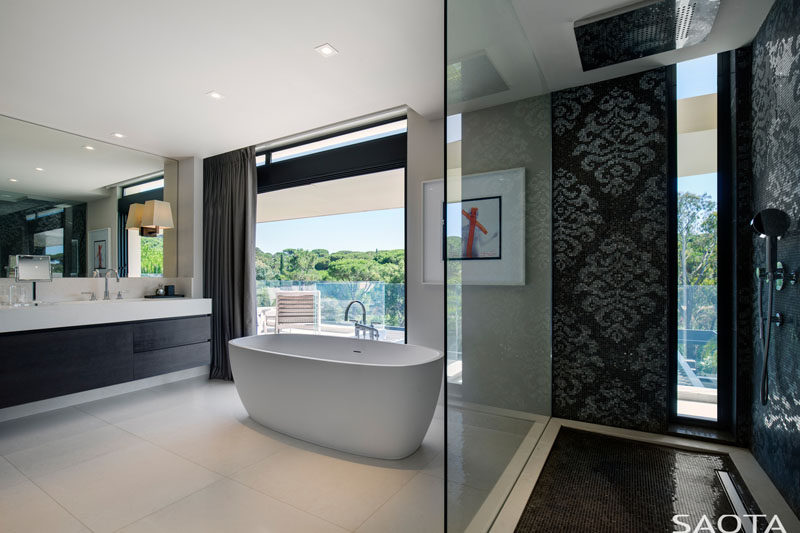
top-left (206, 90), bottom-right (224, 100)
top-left (315, 43), bottom-right (338, 57)
top-left (83, 145), bottom-right (95, 151)
top-left (111, 132), bottom-right (125, 138)
top-left (8, 178), bottom-right (18, 182)
top-left (34, 167), bottom-right (44, 171)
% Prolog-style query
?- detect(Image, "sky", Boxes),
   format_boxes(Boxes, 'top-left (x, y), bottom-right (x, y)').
top-left (677, 54), bottom-right (718, 202)
top-left (257, 56), bottom-right (718, 252)
top-left (256, 208), bottom-right (404, 253)
top-left (677, 54), bottom-right (717, 99)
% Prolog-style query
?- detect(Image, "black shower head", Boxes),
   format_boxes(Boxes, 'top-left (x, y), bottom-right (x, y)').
top-left (752, 208), bottom-right (791, 275)
top-left (751, 208), bottom-right (791, 238)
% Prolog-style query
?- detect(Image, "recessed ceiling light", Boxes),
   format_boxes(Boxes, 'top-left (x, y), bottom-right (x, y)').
top-left (35, 167), bottom-right (44, 172)
top-left (315, 43), bottom-right (338, 57)
top-left (84, 145), bottom-right (95, 151)
top-left (8, 178), bottom-right (18, 182)
top-left (206, 90), bottom-right (224, 100)
top-left (111, 132), bottom-right (125, 138)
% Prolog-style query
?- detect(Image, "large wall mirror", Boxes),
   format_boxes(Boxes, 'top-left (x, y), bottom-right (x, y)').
top-left (0, 115), bottom-right (175, 278)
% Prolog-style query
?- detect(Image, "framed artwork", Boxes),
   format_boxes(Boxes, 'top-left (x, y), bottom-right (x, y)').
top-left (449, 195), bottom-right (502, 260)
top-left (89, 228), bottom-right (110, 273)
top-left (421, 168), bottom-right (525, 286)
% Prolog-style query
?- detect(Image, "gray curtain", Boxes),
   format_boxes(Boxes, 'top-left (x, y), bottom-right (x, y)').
top-left (203, 146), bottom-right (257, 380)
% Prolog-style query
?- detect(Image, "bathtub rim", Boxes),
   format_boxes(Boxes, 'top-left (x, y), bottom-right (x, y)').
top-left (229, 333), bottom-right (443, 368)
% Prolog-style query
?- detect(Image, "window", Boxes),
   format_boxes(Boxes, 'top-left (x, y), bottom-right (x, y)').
top-left (254, 170), bottom-right (405, 341)
top-left (118, 180), bottom-right (164, 277)
top-left (254, 118), bottom-right (407, 341)
top-left (122, 177), bottom-right (164, 196)
top-left (674, 54), bottom-right (720, 421)
top-left (269, 119), bottom-right (407, 163)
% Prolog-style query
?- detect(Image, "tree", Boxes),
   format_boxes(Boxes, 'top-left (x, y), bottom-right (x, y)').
top-left (677, 192), bottom-right (717, 331)
top-left (141, 236), bottom-right (163, 275)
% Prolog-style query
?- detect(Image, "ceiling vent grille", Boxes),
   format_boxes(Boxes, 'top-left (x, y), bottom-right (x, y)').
top-left (574, 0), bottom-right (719, 71)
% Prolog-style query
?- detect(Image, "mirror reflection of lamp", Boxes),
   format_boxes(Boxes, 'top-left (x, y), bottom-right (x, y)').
top-left (125, 200), bottom-right (173, 236)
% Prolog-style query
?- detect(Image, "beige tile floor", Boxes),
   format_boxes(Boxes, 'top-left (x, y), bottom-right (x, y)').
top-left (0, 377), bottom-right (534, 533)
top-left (0, 377), bottom-right (537, 533)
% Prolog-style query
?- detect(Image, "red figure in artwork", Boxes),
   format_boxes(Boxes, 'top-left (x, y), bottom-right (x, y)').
top-left (96, 244), bottom-right (104, 269)
top-left (462, 207), bottom-right (488, 258)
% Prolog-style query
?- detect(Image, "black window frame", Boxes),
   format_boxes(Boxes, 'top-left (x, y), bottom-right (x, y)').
top-left (256, 117), bottom-right (407, 193)
top-left (668, 54), bottom-right (735, 434)
top-left (121, 175), bottom-right (165, 197)
top-left (254, 117), bottom-right (408, 343)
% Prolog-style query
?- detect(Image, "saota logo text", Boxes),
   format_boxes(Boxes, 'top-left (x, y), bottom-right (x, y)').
top-left (672, 514), bottom-right (786, 532)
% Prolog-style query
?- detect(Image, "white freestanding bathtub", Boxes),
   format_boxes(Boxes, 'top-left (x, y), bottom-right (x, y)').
top-left (228, 334), bottom-right (443, 459)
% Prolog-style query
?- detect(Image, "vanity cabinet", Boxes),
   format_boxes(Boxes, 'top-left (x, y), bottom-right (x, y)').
top-left (0, 315), bottom-right (211, 409)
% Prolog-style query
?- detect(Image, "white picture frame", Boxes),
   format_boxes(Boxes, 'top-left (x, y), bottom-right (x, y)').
top-left (422, 168), bottom-right (525, 286)
top-left (89, 228), bottom-right (111, 274)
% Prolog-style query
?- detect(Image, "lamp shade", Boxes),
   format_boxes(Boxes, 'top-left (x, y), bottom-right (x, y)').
top-left (125, 203), bottom-right (145, 230)
top-left (141, 200), bottom-right (174, 229)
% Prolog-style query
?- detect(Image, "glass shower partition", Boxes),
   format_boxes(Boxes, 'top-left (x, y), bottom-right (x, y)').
top-left (446, 1), bottom-right (553, 529)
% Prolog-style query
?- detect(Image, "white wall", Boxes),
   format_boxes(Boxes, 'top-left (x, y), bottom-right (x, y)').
top-left (86, 188), bottom-right (119, 272)
top-left (406, 109), bottom-right (444, 351)
top-left (162, 159), bottom-right (179, 277)
top-left (177, 156), bottom-right (203, 297)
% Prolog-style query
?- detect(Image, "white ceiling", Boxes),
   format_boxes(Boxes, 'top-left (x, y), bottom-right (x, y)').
top-left (257, 169), bottom-right (404, 223)
top-left (0, 115), bottom-right (167, 202)
top-left (0, 0), bottom-right (774, 161)
top-left (0, 0), bottom-right (444, 160)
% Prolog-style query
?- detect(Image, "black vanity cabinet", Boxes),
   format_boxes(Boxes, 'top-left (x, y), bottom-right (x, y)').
top-left (0, 315), bottom-right (211, 409)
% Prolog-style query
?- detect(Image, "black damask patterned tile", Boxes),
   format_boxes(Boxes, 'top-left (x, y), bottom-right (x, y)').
top-left (748, 0), bottom-right (800, 517)
top-left (552, 68), bottom-right (669, 433)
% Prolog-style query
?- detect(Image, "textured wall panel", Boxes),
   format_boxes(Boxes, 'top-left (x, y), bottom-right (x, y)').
top-left (749, 0), bottom-right (800, 516)
top-left (552, 68), bottom-right (669, 432)
top-left (460, 95), bottom-right (552, 414)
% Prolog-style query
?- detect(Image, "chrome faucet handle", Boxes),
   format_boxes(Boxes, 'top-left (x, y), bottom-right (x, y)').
top-left (81, 291), bottom-right (97, 301)
top-left (116, 289), bottom-right (128, 300)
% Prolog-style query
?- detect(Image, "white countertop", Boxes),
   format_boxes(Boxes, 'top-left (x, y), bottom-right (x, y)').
top-left (0, 298), bottom-right (212, 334)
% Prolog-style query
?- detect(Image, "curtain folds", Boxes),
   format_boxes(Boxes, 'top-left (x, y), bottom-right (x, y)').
top-left (203, 146), bottom-right (257, 380)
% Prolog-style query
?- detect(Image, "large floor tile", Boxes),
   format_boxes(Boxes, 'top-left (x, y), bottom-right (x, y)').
top-left (75, 388), bottom-right (168, 424)
top-left (356, 473), bottom-right (444, 533)
top-left (0, 475), bottom-right (89, 533)
top-left (447, 481), bottom-right (490, 533)
top-left (0, 456), bottom-right (28, 491)
top-left (77, 378), bottom-right (243, 425)
top-left (119, 478), bottom-right (347, 533)
top-left (128, 411), bottom-right (288, 476)
top-left (233, 446), bottom-right (417, 530)
top-left (5, 424), bottom-right (142, 479)
top-left (447, 422), bottom-right (525, 490)
top-left (423, 452), bottom-right (444, 479)
top-left (449, 407), bottom-right (533, 436)
top-left (0, 407), bottom-right (107, 456)
top-left (34, 440), bottom-right (220, 533)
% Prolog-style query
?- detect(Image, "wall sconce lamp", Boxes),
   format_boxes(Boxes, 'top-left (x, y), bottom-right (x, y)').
top-left (125, 200), bottom-right (174, 237)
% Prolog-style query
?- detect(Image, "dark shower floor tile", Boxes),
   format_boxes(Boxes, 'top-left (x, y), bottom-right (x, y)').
top-left (515, 428), bottom-right (760, 533)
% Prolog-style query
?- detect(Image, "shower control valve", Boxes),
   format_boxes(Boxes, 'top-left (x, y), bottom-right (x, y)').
top-left (770, 313), bottom-right (784, 327)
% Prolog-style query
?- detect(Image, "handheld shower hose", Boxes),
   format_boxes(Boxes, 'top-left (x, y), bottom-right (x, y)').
top-left (751, 208), bottom-right (791, 406)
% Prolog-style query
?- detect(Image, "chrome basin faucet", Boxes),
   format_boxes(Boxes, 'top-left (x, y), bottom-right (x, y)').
top-left (93, 269), bottom-right (121, 300)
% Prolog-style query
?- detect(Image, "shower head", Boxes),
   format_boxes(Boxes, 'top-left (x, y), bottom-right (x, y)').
top-left (752, 208), bottom-right (791, 275)
top-left (751, 208), bottom-right (791, 238)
